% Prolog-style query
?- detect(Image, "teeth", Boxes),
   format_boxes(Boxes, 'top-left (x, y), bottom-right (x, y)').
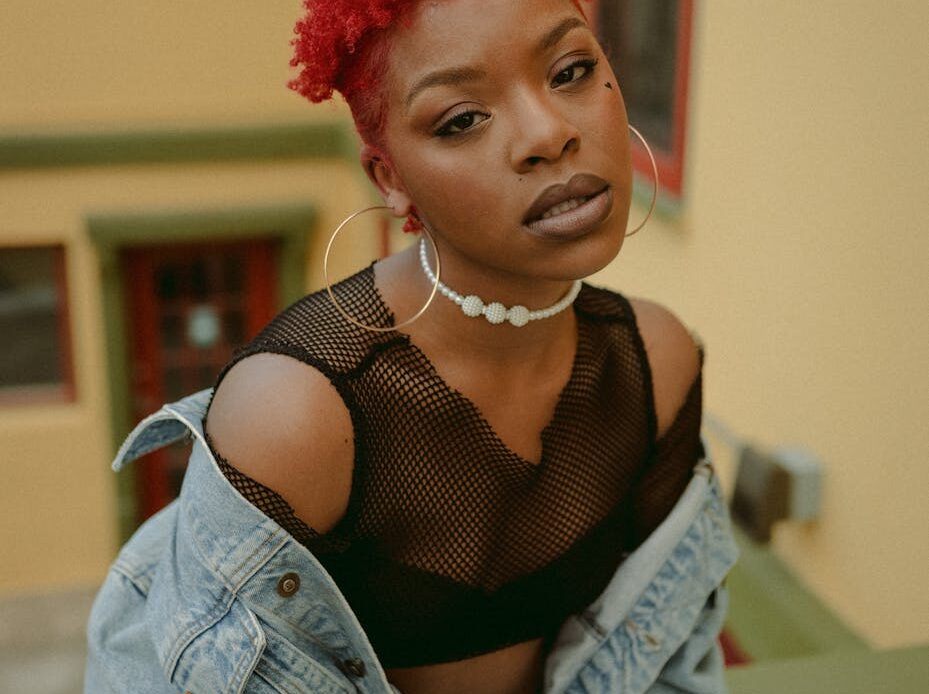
top-left (540, 196), bottom-right (589, 220)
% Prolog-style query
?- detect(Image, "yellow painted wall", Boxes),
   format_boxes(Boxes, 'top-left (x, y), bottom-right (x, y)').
top-left (0, 1), bottom-right (327, 129)
top-left (2, 0), bottom-right (927, 650)
top-left (594, 2), bottom-right (929, 647)
top-left (0, 1), bottom-right (375, 595)
top-left (0, 160), bottom-right (374, 596)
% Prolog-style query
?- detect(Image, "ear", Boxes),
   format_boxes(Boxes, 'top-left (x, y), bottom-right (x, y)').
top-left (360, 145), bottom-right (413, 218)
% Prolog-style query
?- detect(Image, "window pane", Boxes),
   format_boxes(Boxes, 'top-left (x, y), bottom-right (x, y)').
top-left (0, 247), bottom-right (68, 391)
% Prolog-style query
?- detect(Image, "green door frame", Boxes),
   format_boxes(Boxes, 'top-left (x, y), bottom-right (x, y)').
top-left (0, 122), bottom-right (354, 170)
top-left (88, 203), bottom-right (316, 540)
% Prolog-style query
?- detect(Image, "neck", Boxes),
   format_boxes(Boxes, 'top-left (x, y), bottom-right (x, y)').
top-left (374, 243), bottom-right (579, 368)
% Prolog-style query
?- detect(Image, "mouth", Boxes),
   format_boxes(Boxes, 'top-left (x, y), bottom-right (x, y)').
top-left (538, 194), bottom-right (596, 220)
top-left (523, 173), bottom-right (613, 240)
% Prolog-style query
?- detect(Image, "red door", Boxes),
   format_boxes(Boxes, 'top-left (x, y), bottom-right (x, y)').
top-left (122, 239), bottom-right (278, 521)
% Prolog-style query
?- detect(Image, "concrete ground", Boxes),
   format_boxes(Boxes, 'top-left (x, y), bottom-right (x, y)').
top-left (0, 588), bottom-right (96, 694)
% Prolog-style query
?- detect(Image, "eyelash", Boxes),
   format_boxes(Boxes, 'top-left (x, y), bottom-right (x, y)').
top-left (552, 57), bottom-right (599, 87)
top-left (435, 109), bottom-right (488, 138)
top-left (433, 57), bottom-right (599, 138)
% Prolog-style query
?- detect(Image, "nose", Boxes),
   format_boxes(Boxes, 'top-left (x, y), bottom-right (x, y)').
top-left (509, 91), bottom-right (580, 173)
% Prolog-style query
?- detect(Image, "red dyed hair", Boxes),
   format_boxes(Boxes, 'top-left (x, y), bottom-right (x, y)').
top-left (289, 0), bottom-right (588, 148)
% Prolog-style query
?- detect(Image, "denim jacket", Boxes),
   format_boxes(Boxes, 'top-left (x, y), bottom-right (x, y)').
top-left (86, 389), bottom-right (738, 694)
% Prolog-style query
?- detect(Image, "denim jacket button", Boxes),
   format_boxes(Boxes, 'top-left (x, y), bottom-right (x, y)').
top-left (342, 658), bottom-right (367, 678)
top-left (277, 572), bottom-right (301, 597)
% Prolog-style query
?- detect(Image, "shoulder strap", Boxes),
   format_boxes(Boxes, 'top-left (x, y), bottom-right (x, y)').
top-left (213, 267), bottom-right (404, 391)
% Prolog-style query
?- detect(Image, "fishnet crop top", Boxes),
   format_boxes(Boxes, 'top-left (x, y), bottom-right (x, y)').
top-left (207, 266), bottom-right (703, 668)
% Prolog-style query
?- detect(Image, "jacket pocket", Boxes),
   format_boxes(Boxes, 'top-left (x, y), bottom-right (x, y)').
top-left (245, 627), bottom-right (353, 694)
top-left (85, 505), bottom-right (182, 693)
top-left (85, 568), bottom-right (177, 693)
top-left (166, 595), bottom-right (266, 694)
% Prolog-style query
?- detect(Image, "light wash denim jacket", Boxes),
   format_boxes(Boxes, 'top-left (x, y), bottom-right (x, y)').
top-left (86, 390), bottom-right (738, 694)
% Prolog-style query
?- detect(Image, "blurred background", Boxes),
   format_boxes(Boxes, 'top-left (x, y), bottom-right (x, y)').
top-left (0, 1), bottom-right (926, 692)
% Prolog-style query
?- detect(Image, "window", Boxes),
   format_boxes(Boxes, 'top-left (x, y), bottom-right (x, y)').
top-left (0, 246), bottom-right (74, 403)
top-left (595, 0), bottom-right (694, 198)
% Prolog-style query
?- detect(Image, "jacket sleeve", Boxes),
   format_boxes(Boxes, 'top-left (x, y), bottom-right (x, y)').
top-left (85, 510), bottom-right (181, 694)
top-left (645, 586), bottom-right (730, 694)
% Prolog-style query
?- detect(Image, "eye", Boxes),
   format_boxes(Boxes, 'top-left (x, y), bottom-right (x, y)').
top-left (552, 58), bottom-right (598, 87)
top-left (435, 110), bottom-right (489, 137)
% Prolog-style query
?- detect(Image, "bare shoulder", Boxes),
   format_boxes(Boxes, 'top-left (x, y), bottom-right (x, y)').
top-left (205, 353), bottom-right (354, 534)
top-left (627, 297), bottom-right (702, 439)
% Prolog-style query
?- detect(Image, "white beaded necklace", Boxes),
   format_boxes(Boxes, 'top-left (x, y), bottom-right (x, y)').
top-left (418, 238), bottom-right (582, 327)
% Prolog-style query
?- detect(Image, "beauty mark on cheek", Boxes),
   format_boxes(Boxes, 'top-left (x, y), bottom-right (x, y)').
top-left (605, 82), bottom-right (613, 90)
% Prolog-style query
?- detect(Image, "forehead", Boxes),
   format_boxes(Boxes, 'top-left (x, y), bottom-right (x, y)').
top-left (383, 0), bottom-right (588, 99)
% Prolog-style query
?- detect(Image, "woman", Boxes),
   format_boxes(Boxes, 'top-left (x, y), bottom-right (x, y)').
top-left (86, 1), bottom-right (737, 692)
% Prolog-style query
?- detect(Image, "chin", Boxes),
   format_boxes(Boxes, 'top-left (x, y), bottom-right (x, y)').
top-left (577, 218), bottom-right (627, 276)
top-left (576, 243), bottom-right (623, 279)
top-left (542, 225), bottom-right (625, 282)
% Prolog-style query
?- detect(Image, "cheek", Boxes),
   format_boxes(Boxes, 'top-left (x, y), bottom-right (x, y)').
top-left (399, 154), bottom-right (502, 230)
top-left (576, 108), bottom-right (631, 202)
top-left (595, 64), bottom-right (630, 143)
top-left (596, 88), bottom-right (632, 181)
top-left (601, 88), bottom-right (630, 150)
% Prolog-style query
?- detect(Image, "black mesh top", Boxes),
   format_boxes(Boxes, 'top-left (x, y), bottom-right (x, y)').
top-left (207, 266), bottom-right (703, 668)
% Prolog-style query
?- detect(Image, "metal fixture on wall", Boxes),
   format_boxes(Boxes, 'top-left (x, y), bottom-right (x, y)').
top-left (705, 414), bottom-right (824, 543)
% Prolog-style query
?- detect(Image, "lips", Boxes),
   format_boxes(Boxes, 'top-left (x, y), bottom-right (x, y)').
top-left (523, 173), bottom-right (611, 225)
top-left (522, 173), bottom-right (613, 240)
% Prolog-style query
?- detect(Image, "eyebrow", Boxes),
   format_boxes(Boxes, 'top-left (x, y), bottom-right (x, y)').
top-left (404, 16), bottom-right (587, 109)
top-left (405, 66), bottom-right (487, 109)
top-left (538, 16), bottom-right (587, 53)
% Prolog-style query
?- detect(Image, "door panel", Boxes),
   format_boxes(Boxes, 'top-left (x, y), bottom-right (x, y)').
top-left (122, 239), bottom-right (279, 520)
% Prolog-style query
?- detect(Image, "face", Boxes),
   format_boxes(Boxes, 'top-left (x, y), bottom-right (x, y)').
top-left (372, 0), bottom-right (632, 283)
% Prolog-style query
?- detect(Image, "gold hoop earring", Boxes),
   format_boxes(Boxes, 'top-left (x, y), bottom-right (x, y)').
top-left (626, 124), bottom-right (659, 237)
top-left (324, 205), bottom-right (441, 333)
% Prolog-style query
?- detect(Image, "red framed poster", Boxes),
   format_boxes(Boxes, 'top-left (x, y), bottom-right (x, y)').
top-left (591, 0), bottom-right (694, 198)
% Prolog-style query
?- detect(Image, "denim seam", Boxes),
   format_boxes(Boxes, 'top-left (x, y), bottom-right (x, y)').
top-left (180, 493), bottom-right (289, 596)
top-left (577, 610), bottom-right (609, 640)
top-left (165, 592), bottom-right (235, 684)
top-left (111, 562), bottom-right (151, 599)
top-left (230, 605), bottom-right (266, 694)
top-left (617, 510), bottom-right (736, 691)
top-left (160, 403), bottom-right (291, 594)
top-left (596, 479), bottom-right (715, 635)
top-left (253, 669), bottom-right (285, 694)
top-left (257, 629), bottom-right (352, 694)
top-left (229, 533), bottom-right (292, 594)
top-left (552, 486), bottom-right (737, 693)
top-left (165, 401), bottom-right (394, 692)
top-left (131, 401), bottom-right (270, 688)
top-left (245, 595), bottom-right (338, 657)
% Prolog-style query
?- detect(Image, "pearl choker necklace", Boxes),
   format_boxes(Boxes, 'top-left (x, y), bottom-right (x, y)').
top-left (418, 239), bottom-right (582, 327)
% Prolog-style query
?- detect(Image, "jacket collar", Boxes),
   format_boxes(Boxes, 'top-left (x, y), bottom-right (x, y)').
top-left (114, 389), bottom-right (395, 693)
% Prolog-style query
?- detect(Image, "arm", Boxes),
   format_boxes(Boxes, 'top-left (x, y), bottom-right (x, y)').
top-left (628, 298), bottom-right (704, 542)
top-left (205, 352), bottom-right (355, 534)
top-left (630, 299), bottom-right (730, 693)
top-left (628, 297), bottom-right (701, 441)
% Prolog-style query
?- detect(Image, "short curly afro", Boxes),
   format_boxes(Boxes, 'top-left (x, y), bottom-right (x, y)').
top-left (289, 0), bottom-right (588, 149)
top-left (289, 0), bottom-right (417, 148)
